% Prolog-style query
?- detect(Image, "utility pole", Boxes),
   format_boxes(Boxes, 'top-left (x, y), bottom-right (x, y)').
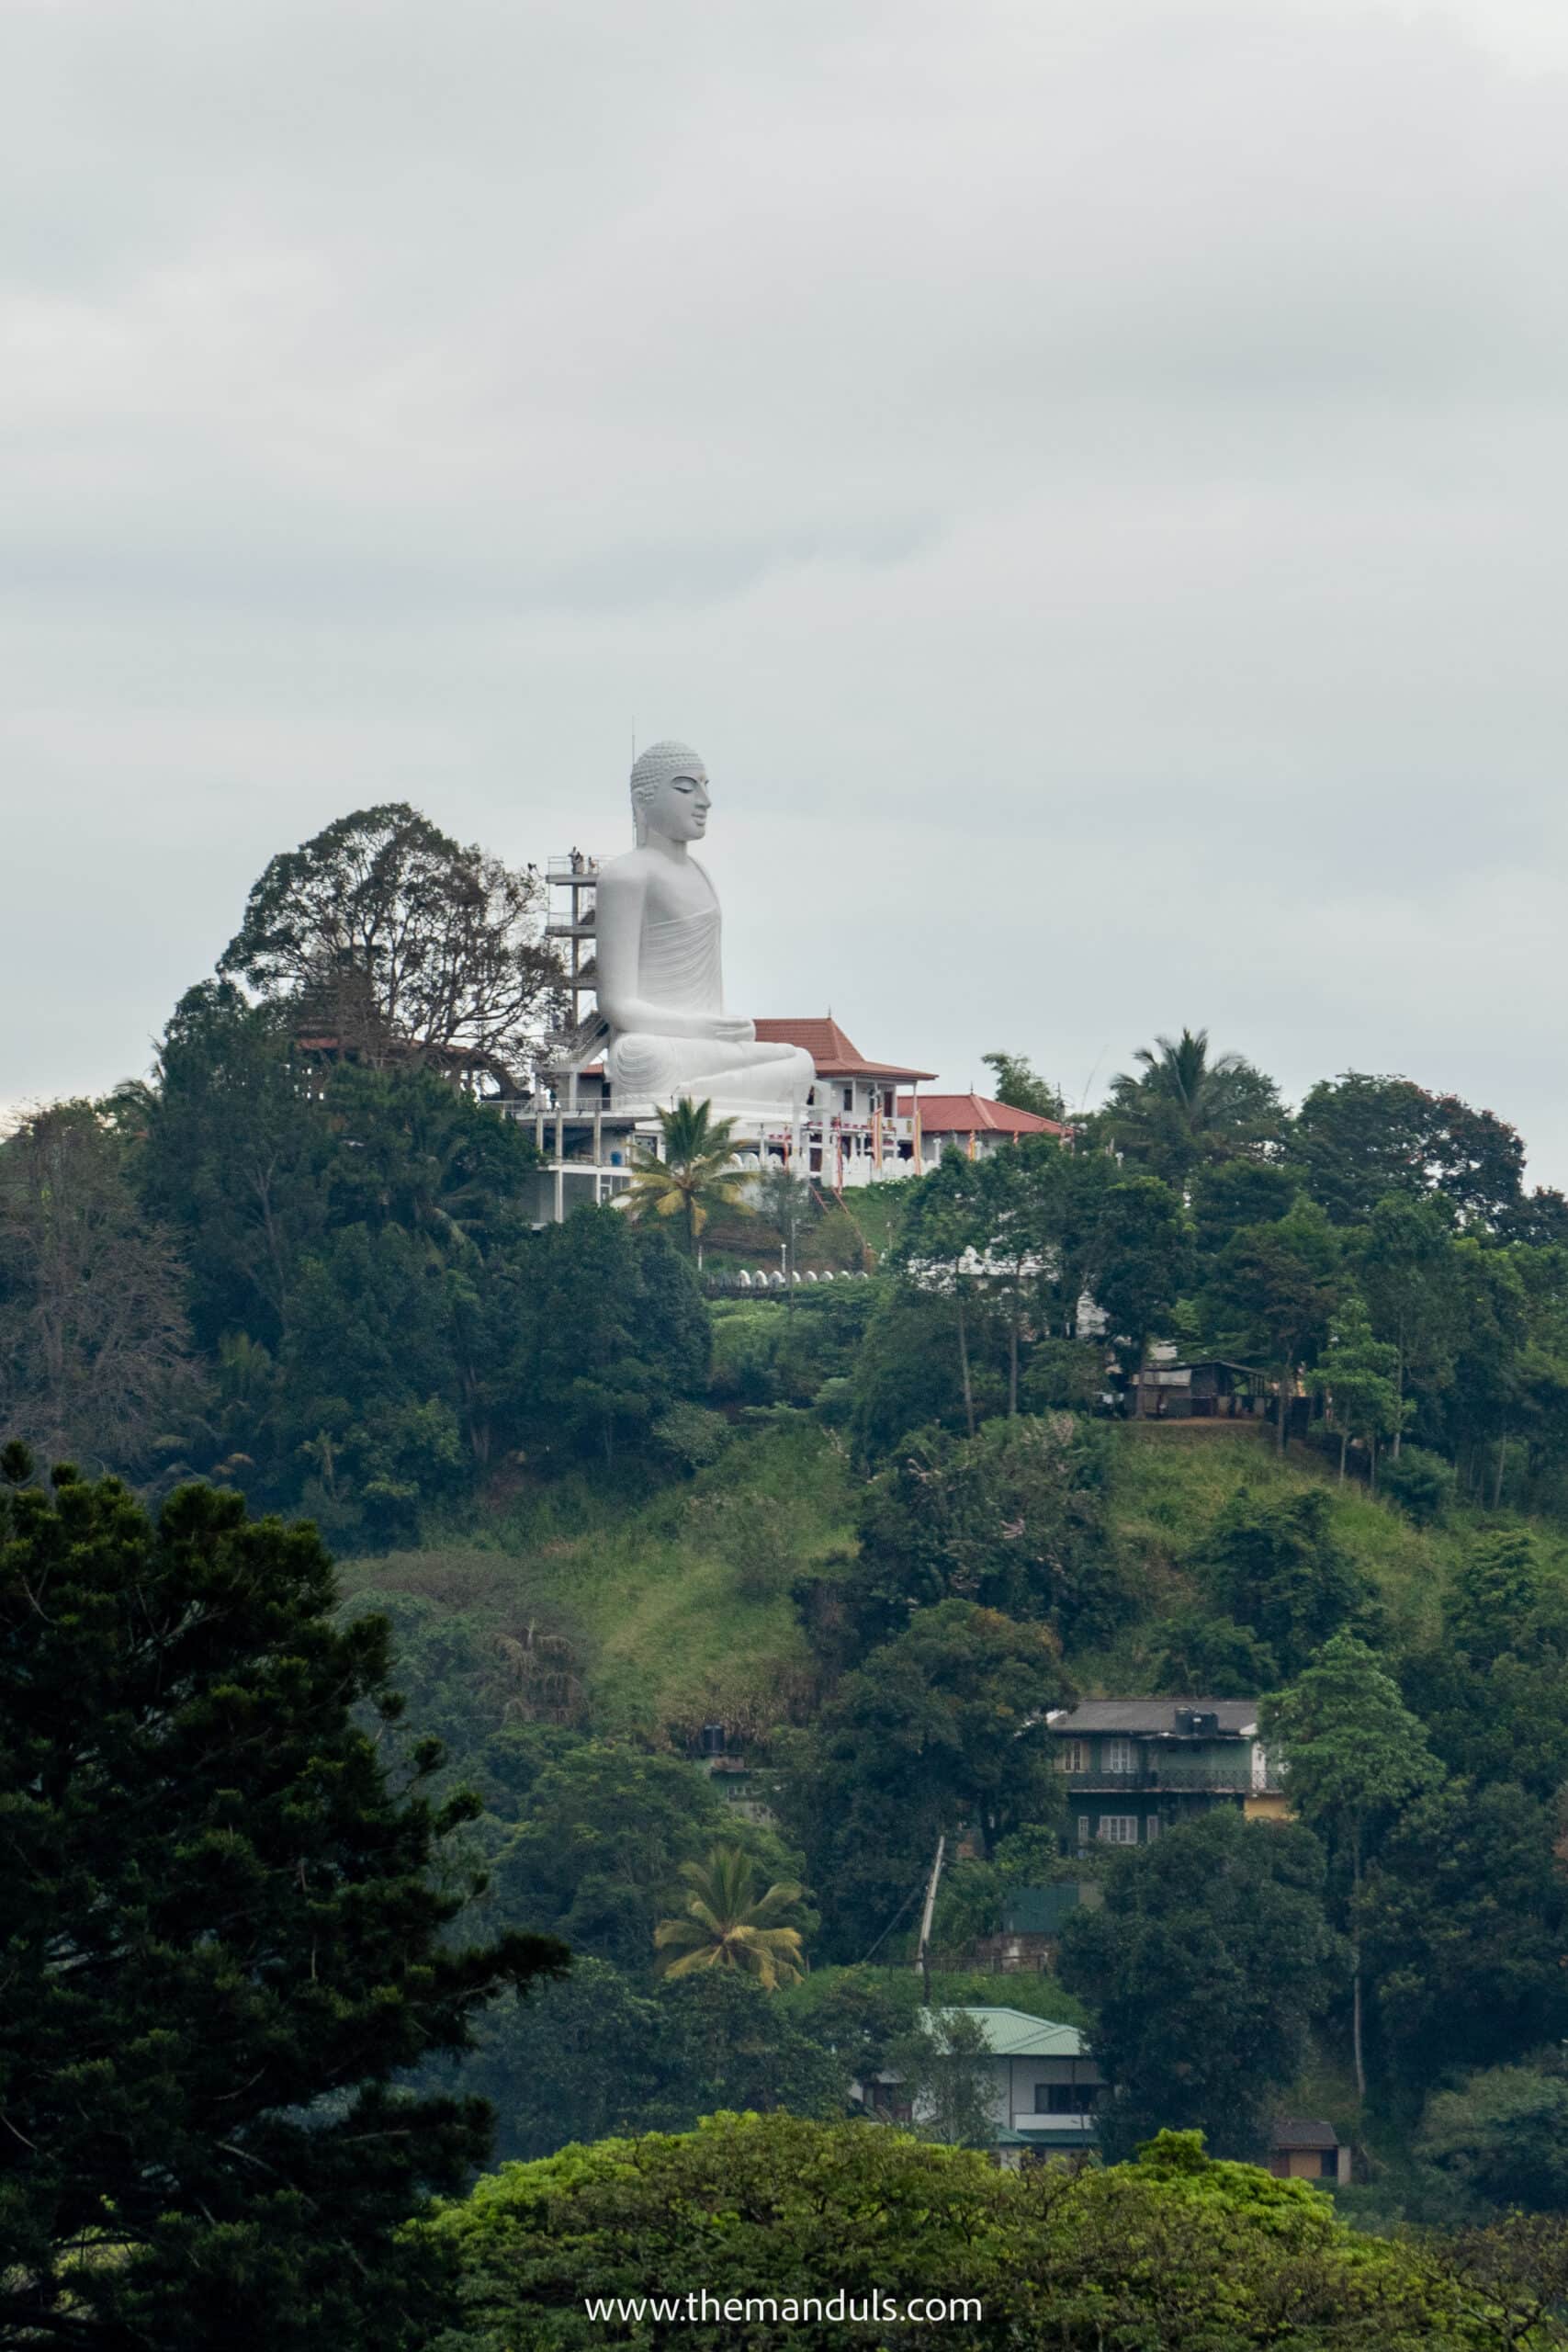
top-left (916, 1832), bottom-right (946, 2008)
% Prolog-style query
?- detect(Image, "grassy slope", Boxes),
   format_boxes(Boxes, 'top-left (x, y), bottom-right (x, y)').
top-left (340, 1408), bottom-right (1524, 1747)
top-left (339, 1416), bottom-right (858, 1741)
top-left (701, 1179), bottom-right (904, 1279)
top-left (827, 1182), bottom-right (906, 1263)
top-left (1073, 1423), bottom-right (1472, 1690)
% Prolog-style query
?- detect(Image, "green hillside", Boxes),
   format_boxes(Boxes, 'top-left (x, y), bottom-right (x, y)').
top-left (338, 1415), bottom-right (857, 1738)
top-left (340, 1413), bottom-right (1520, 1738)
top-left (1082, 1424), bottom-right (1473, 1679)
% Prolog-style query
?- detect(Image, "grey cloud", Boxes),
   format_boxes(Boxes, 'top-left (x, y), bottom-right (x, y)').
top-left (6, 0), bottom-right (1568, 1180)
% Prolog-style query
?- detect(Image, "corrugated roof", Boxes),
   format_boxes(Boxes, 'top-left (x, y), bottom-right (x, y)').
top-left (996, 2123), bottom-right (1097, 2146)
top-left (1047, 1700), bottom-right (1260, 1736)
top-left (931, 2006), bottom-right (1089, 2060)
top-left (1272, 2118), bottom-right (1341, 2151)
top-left (754, 1016), bottom-right (936, 1081)
top-left (897, 1091), bottom-right (1066, 1137)
top-left (1010, 2123), bottom-right (1099, 2145)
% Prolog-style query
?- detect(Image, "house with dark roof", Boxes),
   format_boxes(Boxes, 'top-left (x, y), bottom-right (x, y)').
top-left (1124, 1357), bottom-right (1271, 1420)
top-left (1043, 1699), bottom-right (1288, 1849)
top-left (1269, 2118), bottom-right (1350, 2186)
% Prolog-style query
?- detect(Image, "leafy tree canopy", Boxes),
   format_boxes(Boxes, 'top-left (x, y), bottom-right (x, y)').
top-left (847, 1283), bottom-right (1000, 1461)
top-left (1104, 1026), bottom-right (1285, 1188)
top-left (1400, 1534), bottom-right (1568, 1803)
top-left (1265, 1632), bottom-right (1442, 1864)
top-left (980, 1049), bottom-right (1065, 1122)
top-left (1206, 1195), bottom-right (1341, 1446)
top-left (219, 801), bottom-right (561, 1079)
top-left (450, 1961), bottom-right (846, 2165)
top-left (1264, 1631), bottom-right (1442, 2096)
top-left (1200, 1488), bottom-right (1371, 1679)
top-left (513, 1209), bottom-right (712, 1469)
top-left (485, 1736), bottom-right (805, 1973)
top-left (1293, 1070), bottom-right (1560, 1237)
top-left (1057, 1809), bottom-right (1342, 2162)
top-left (1189, 1156), bottom-right (1298, 1256)
top-left (1312, 1289), bottom-right (1405, 1483)
top-left (1145, 1607), bottom-right (1278, 1697)
top-left (1417, 2063), bottom-right (1568, 2217)
top-left (1443, 1529), bottom-right (1552, 1667)
top-left (0, 1102), bottom-right (197, 1477)
top-left (843, 1414), bottom-right (1127, 1663)
top-left (1361, 1780), bottom-right (1568, 2098)
top-left (424, 2110), bottom-right (1486, 2351)
top-left (778, 1600), bottom-right (1066, 1960)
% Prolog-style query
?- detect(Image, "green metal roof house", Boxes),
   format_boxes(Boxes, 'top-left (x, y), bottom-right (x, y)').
top-left (858, 2006), bottom-right (1103, 2167)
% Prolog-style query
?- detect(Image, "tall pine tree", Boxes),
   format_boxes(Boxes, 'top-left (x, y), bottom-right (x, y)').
top-left (0, 1450), bottom-right (563, 2351)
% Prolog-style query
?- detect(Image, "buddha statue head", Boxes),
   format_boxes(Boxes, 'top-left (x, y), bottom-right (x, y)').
top-left (629, 740), bottom-right (711, 848)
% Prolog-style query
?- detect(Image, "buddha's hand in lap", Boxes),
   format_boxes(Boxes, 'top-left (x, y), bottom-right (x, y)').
top-left (709, 1015), bottom-right (757, 1045)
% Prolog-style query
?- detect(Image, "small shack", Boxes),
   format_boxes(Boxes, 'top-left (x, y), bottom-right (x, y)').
top-left (1128, 1359), bottom-right (1270, 1420)
top-left (1269, 2118), bottom-right (1350, 2187)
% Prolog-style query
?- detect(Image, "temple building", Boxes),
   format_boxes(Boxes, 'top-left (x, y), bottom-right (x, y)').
top-left (897, 1090), bottom-right (1066, 1166)
top-left (512, 823), bottom-right (1062, 1220)
top-left (511, 1006), bottom-right (935, 1216)
top-left (752, 1017), bottom-right (934, 1187)
top-left (285, 803), bottom-right (1067, 1226)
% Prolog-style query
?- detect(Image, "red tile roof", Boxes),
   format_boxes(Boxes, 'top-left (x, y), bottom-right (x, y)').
top-left (897, 1091), bottom-right (1066, 1137)
top-left (755, 1016), bottom-right (935, 1082)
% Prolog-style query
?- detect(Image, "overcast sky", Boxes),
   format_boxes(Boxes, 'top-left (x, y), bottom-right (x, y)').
top-left (6, 0), bottom-right (1568, 1176)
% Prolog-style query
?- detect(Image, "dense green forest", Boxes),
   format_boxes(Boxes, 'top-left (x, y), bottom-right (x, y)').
top-left (13, 807), bottom-right (1568, 2342)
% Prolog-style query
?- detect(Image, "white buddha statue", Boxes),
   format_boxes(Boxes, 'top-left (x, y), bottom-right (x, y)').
top-left (595, 741), bottom-right (814, 1114)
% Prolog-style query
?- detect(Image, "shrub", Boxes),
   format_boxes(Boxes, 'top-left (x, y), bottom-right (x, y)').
top-left (1379, 1443), bottom-right (1455, 1527)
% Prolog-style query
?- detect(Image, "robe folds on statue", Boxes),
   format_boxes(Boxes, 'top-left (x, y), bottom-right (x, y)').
top-left (604, 887), bottom-right (813, 1114)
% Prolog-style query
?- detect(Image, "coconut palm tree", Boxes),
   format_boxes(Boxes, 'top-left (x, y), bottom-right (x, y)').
top-left (624, 1097), bottom-right (746, 1264)
top-left (1105, 1026), bottom-right (1282, 1187)
top-left (653, 1844), bottom-right (807, 1988)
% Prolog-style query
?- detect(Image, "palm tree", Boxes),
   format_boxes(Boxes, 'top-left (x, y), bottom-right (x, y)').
top-left (624, 1097), bottom-right (746, 1265)
top-left (653, 1844), bottom-right (807, 1988)
top-left (1105, 1026), bottom-right (1282, 1186)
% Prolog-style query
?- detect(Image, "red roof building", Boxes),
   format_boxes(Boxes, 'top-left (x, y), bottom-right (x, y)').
top-left (751, 1017), bottom-right (934, 1187)
top-left (897, 1091), bottom-right (1065, 1136)
top-left (753, 1017), bottom-right (934, 1083)
top-left (896, 1091), bottom-right (1067, 1168)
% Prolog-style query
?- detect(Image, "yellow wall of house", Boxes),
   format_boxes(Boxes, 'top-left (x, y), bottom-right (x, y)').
top-left (1273, 2146), bottom-right (1349, 2186)
top-left (1244, 1792), bottom-right (1292, 1822)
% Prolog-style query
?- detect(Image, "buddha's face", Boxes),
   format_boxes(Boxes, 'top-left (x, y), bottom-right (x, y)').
top-left (646, 765), bottom-right (711, 843)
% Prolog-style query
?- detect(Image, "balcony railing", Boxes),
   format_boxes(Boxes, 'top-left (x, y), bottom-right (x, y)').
top-left (1061, 1762), bottom-right (1278, 1794)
